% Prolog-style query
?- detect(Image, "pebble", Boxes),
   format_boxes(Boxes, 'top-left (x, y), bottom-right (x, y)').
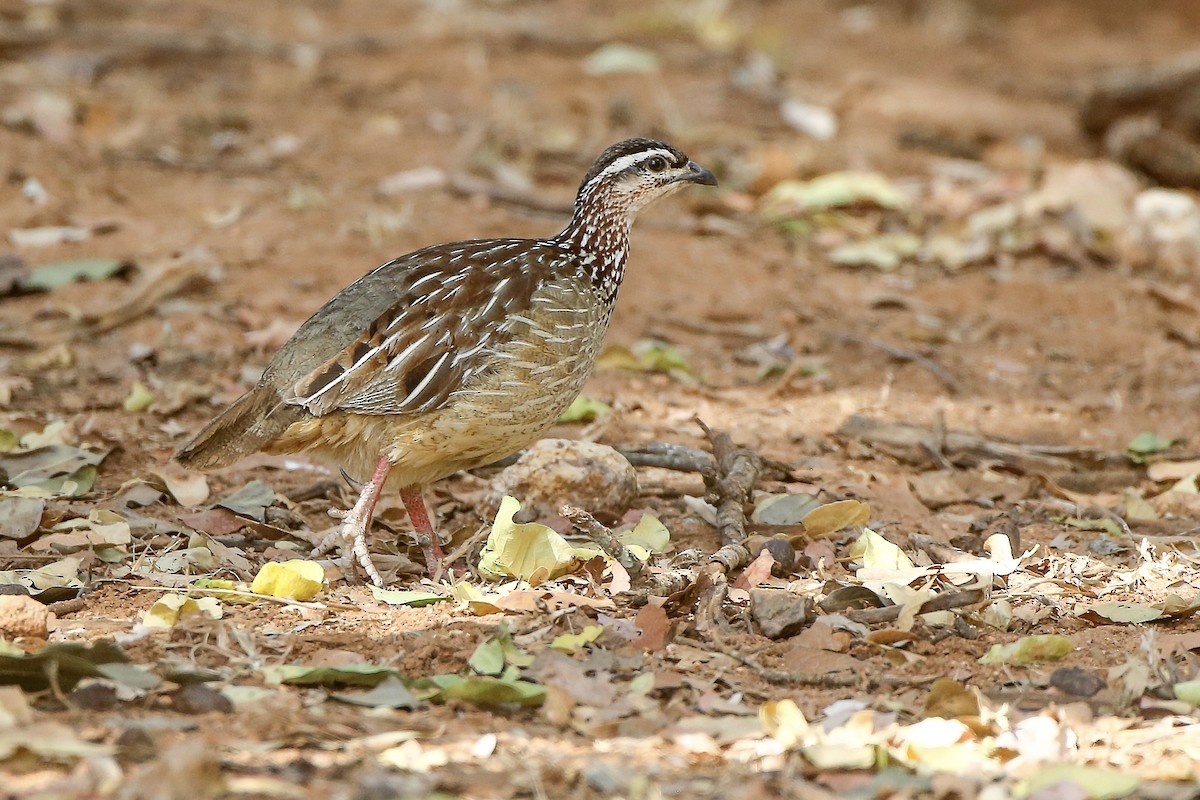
top-left (0, 594), bottom-right (52, 639)
top-left (750, 589), bottom-right (813, 639)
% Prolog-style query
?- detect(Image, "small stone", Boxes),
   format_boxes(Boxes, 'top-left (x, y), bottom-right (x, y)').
top-left (583, 762), bottom-right (625, 793)
top-left (750, 588), bottom-right (813, 639)
top-left (69, 681), bottom-right (120, 711)
top-left (1049, 667), bottom-right (1106, 698)
top-left (170, 683), bottom-right (234, 715)
top-left (483, 439), bottom-right (637, 522)
top-left (115, 727), bottom-right (157, 763)
top-left (0, 594), bottom-right (52, 639)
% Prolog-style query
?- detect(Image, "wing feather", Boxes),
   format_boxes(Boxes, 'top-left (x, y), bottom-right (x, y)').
top-left (282, 240), bottom-right (561, 417)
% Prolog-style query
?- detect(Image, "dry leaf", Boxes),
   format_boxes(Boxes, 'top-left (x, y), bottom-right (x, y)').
top-left (803, 499), bottom-right (871, 537)
top-left (154, 462), bottom-right (210, 507)
top-left (631, 603), bottom-right (669, 651)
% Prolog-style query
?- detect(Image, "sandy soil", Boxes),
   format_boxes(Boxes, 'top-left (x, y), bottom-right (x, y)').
top-left (4, 1), bottom-right (1200, 797)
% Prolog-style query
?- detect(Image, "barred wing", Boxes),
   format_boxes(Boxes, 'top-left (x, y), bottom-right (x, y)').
top-left (282, 239), bottom-right (571, 417)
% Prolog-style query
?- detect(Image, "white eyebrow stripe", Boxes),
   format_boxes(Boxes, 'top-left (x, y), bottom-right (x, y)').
top-left (592, 149), bottom-right (676, 182)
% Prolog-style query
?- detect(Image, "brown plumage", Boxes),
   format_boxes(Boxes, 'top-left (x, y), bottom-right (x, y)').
top-left (175, 138), bottom-right (717, 585)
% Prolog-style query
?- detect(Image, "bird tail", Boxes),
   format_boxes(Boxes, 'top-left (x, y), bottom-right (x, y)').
top-left (173, 386), bottom-right (303, 470)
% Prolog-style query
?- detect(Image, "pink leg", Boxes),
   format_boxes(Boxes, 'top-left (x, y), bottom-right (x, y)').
top-left (312, 455), bottom-right (390, 586)
top-left (400, 484), bottom-right (444, 574)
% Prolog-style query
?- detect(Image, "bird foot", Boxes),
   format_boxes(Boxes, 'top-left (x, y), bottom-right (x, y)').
top-left (311, 503), bottom-right (384, 587)
top-left (419, 533), bottom-right (445, 577)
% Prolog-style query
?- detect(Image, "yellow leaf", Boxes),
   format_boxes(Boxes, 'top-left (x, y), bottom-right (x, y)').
top-left (849, 528), bottom-right (913, 571)
top-left (550, 625), bottom-right (604, 653)
top-left (979, 634), bottom-right (1073, 665)
top-left (123, 381), bottom-right (154, 413)
top-left (142, 594), bottom-right (223, 629)
top-left (761, 699), bottom-right (811, 749)
top-left (250, 560), bottom-right (324, 600)
top-left (802, 499), bottom-right (870, 537)
top-left (478, 496), bottom-right (580, 584)
top-left (619, 514), bottom-right (670, 554)
top-left (192, 578), bottom-right (256, 604)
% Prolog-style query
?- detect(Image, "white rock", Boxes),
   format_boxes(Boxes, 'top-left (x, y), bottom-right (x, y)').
top-left (1118, 188), bottom-right (1200, 277)
top-left (0, 594), bottom-right (52, 639)
top-left (483, 439), bottom-right (638, 522)
top-left (1022, 160), bottom-right (1140, 233)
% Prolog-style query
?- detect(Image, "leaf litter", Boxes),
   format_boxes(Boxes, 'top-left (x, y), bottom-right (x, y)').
top-left (6, 5), bottom-right (1200, 798)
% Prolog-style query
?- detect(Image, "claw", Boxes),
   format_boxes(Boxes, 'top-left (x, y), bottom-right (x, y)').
top-left (339, 467), bottom-right (362, 491)
top-left (309, 456), bottom-right (390, 586)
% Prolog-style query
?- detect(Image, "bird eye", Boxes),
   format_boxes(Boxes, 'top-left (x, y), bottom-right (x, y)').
top-left (646, 156), bottom-right (667, 172)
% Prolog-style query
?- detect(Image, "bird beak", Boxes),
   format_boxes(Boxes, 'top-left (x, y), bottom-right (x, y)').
top-left (678, 161), bottom-right (718, 186)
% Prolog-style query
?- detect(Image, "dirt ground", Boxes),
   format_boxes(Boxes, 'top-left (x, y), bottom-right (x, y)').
top-left (4, 1), bottom-right (1200, 798)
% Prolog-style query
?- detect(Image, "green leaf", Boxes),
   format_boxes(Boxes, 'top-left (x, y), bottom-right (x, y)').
top-left (979, 634), bottom-right (1073, 665)
top-left (332, 676), bottom-right (421, 710)
top-left (468, 638), bottom-right (506, 677)
top-left (558, 395), bottom-right (611, 423)
top-left (596, 338), bottom-right (695, 381)
top-left (1019, 764), bottom-right (1138, 800)
top-left (0, 639), bottom-right (132, 692)
top-left (19, 258), bottom-right (129, 292)
top-left (468, 625), bottom-right (533, 676)
top-left (96, 662), bottom-right (163, 691)
top-left (1174, 680), bottom-right (1200, 706)
top-left (760, 172), bottom-right (909, 217)
top-left (1127, 431), bottom-right (1176, 463)
top-left (260, 663), bottom-right (402, 687)
top-left (214, 479), bottom-right (276, 521)
top-left (369, 586), bottom-right (449, 607)
top-left (1062, 516), bottom-right (1123, 537)
top-left (1080, 601), bottom-right (1163, 624)
top-left (0, 444), bottom-right (105, 498)
top-left (752, 493), bottom-right (820, 525)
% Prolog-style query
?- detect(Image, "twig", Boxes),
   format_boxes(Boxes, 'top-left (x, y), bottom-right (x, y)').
top-left (844, 588), bottom-right (986, 625)
top-left (682, 421), bottom-right (764, 632)
top-left (697, 419), bottom-right (762, 548)
top-left (432, 524), bottom-right (490, 584)
top-left (1035, 498), bottom-right (1133, 537)
top-left (560, 506), bottom-right (643, 578)
top-left (125, 583), bottom-right (358, 611)
top-left (46, 598), bottom-right (87, 616)
top-left (834, 333), bottom-right (962, 395)
top-left (620, 442), bottom-right (717, 477)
